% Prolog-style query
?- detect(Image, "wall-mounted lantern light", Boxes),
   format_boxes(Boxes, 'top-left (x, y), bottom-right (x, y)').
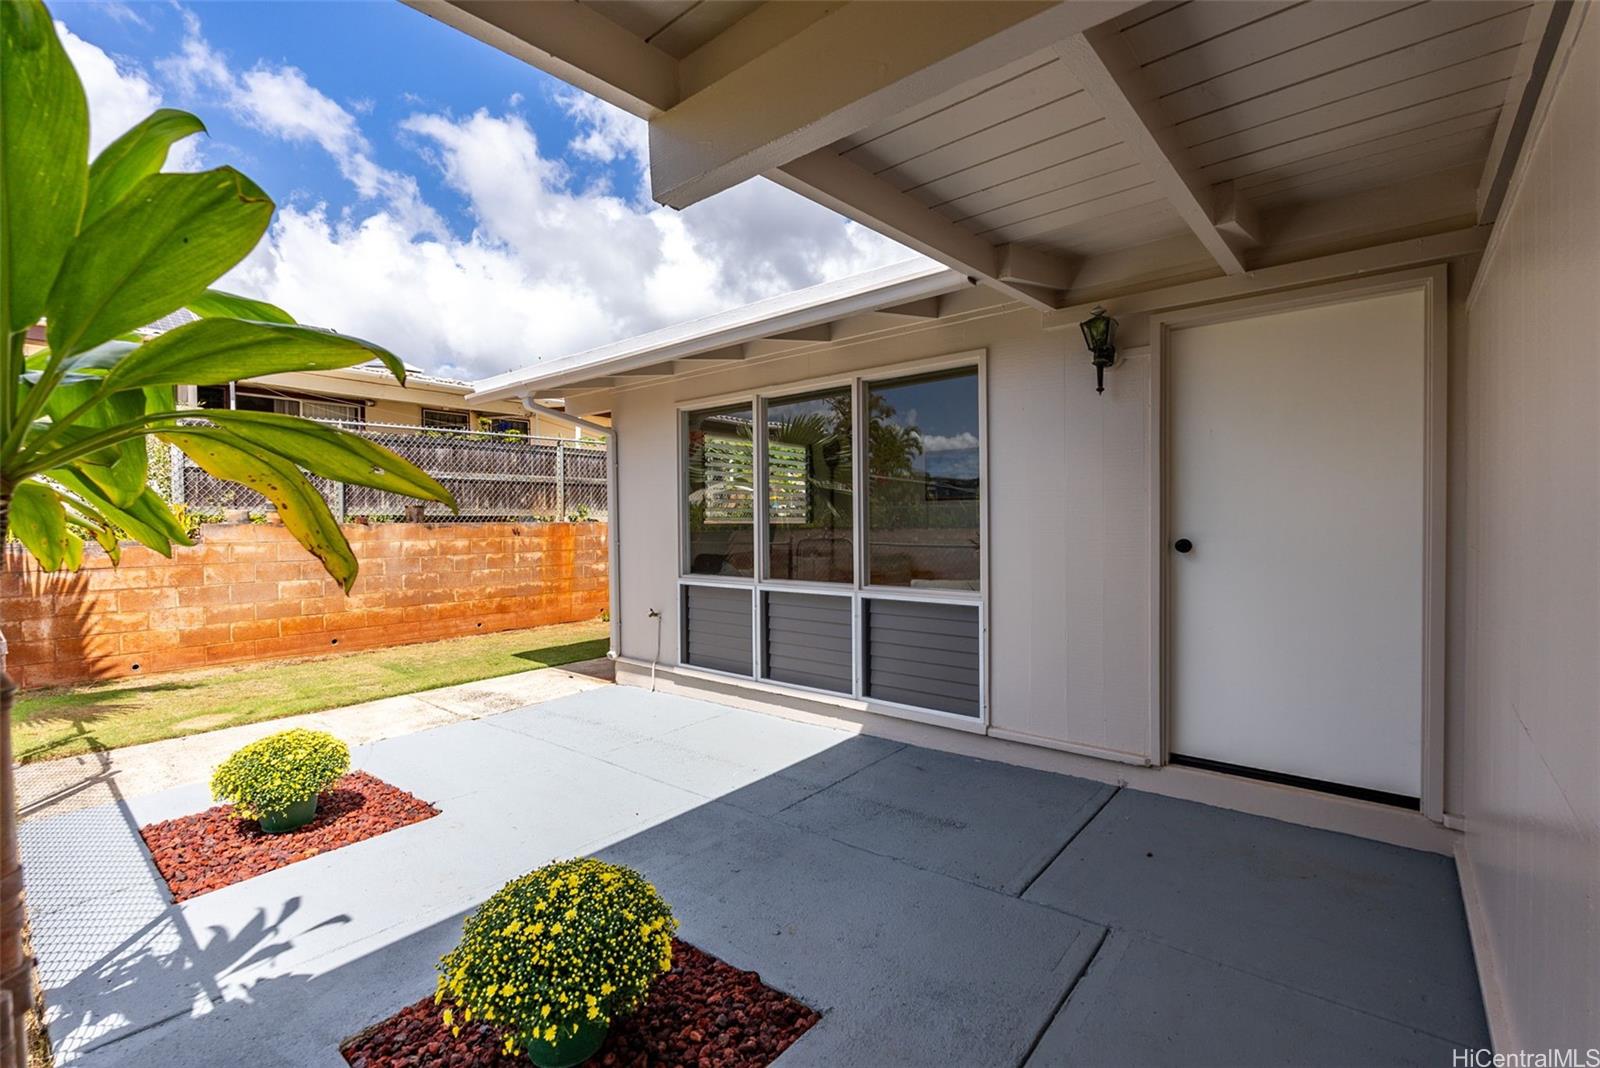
top-left (1079, 305), bottom-right (1118, 395)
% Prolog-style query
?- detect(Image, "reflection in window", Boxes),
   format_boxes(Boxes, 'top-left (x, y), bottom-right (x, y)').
top-left (767, 388), bottom-right (853, 583)
top-left (865, 368), bottom-right (980, 590)
top-left (686, 405), bottom-right (755, 577)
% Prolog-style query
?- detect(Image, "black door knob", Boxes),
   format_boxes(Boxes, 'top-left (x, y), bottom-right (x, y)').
top-left (1173, 538), bottom-right (1193, 554)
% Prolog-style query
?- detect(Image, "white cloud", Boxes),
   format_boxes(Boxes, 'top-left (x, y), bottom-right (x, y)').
top-left (922, 432), bottom-right (979, 453)
top-left (79, 10), bottom-right (923, 381)
top-left (57, 20), bottom-right (200, 167)
top-left (558, 90), bottom-right (648, 180)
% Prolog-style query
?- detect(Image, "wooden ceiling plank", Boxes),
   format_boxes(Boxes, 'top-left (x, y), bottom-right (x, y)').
top-left (842, 59), bottom-right (1076, 171)
top-left (959, 162), bottom-right (1150, 230)
top-left (868, 91), bottom-right (1106, 191)
top-left (1159, 1), bottom-right (1527, 124)
top-left (838, 53), bottom-right (1051, 151)
top-left (1200, 83), bottom-right (1510, 184)
top-left (977, 183), bottom-right (1168, 245)
top-left (648, 1), bottom-right (1140, 207)
top-left (1187, 47), bottom-right (1522, 166)
top-left (1175, 10), bottom-right (1535, 149)
top-left (1145, 0), bottom-right (1415, 100)
top-left (934, 142), bottom-right (1139, 219)
top-left (906, 120), bottom-right (1123, 203)
top-left (1232, 110), bottom-right (1501, 190)
top-left (1118, 0), bottom-right (1288, 66)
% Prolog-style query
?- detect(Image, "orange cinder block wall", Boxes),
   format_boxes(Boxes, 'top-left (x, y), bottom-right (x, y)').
top-left (0, 521), bottom-right (609, 689)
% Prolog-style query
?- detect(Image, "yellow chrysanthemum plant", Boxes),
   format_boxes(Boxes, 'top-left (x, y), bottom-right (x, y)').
top-left (437, 858), bottom-right (678, 1067)
top-left (209, 728), bottom-right (351, 834)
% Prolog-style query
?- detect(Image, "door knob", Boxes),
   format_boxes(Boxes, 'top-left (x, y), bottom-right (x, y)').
top-left (1173, 538), bottom-right (1193, 554)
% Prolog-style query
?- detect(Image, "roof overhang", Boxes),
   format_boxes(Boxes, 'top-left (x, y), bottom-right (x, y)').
top-left (467, 259), bottom-right (971, 403)
top-left (412, 1), bottom-right (1565, 314)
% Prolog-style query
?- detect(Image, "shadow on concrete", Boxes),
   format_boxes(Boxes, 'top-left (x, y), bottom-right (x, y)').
top-left (26, 695), bottom-right (1489, 1067)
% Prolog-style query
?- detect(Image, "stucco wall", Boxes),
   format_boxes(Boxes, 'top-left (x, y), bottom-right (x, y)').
top-left (611, 304), bottom-right (1155, 759)
top-left (2, 521), bottom-right (608, 689)
top-left (1459, 10), bottom-right (1598, 1050)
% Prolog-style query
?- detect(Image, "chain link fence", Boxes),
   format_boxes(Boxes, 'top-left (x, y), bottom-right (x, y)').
top-left (162, 420), bottom-right (608, 522)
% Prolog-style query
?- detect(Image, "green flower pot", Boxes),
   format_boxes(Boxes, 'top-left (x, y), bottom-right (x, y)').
top-left (525, 1018), bottom-right (608, 1068)
top-left (258, 795), bottom-right (318, 834)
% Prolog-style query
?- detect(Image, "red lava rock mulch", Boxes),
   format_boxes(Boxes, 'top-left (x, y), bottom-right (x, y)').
top-left (341, 939), bottom-right (820, 1068)
top-left (140, 771), bottom-right (439, 902)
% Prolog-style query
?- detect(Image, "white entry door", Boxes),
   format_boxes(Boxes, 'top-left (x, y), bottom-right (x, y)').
top-left (1167, 290), bottom-right (1425, 801)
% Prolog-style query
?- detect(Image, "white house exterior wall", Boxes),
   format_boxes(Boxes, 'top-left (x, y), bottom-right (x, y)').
top-left (614, 302), bottom-right (1150, 765)
top-left (1459, 9), bottom-right (1598, 1051)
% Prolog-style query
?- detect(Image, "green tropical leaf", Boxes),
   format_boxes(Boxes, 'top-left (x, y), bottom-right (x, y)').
top-left (0, 0), bottom-right (89, 332)
top-left (58, 338), bottom-right (141, 375)
top-left (42, 382), bottom-right (148, 504)
top-left (61, 496), bottom-right (124, 565)
top-left (84, 108), bottom-right (206, 228)
top-left (186, 288), bottom-right (295, 324)
top-left (51, 468), bottom-right (188, 554)
top-left (45, 167), bottom-right (274, 356)
top-left (9, 481), bottom-right (72, 570)
top-left (198, 410), bottom-right (456, 507)
top-left (161, 429), bottom-right (358, 590)
top-left (104, 317), bottom-right (407, 389)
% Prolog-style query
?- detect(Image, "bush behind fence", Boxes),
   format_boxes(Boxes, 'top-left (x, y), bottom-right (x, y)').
top-left (158, 420), bottom-right (609, 523)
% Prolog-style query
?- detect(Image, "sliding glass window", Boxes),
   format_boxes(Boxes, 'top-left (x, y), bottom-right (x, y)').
top-left (685, 404), bottom-right (755, 578)
top-left (765, 387), bottom-right (853, 584)
top-left (865, 368), bottom-right (981, 590)
top-left (680, 359), bottom-right (984, 722)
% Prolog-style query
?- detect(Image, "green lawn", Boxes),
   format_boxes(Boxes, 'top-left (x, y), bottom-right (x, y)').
top-left (14, 619), bottom-right (610, 764)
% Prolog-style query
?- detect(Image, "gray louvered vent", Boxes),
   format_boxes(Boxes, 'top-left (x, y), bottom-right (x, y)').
top-left (865, 599), bottom-right (980, 716)
top-left (683, 585), bottom-right (752, 676)
top-left (763, 592), bottom-right (852, 694)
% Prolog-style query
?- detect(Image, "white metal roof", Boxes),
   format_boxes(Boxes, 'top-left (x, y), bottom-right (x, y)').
top-left (467, 258), bottom-right (971, 403)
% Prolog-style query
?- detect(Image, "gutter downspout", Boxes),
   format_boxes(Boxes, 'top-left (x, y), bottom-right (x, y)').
top-left (519, 398), bottom-right (621, 663)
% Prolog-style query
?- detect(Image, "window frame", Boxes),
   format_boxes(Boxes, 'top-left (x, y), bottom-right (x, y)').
top-left (421, 408), bottom-right (472, 430)
top-left (675, 350), bottom-right (988, 731)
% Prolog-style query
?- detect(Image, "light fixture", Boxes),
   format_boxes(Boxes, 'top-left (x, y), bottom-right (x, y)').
top-left (1079, 305), bottom-right (1118, 395)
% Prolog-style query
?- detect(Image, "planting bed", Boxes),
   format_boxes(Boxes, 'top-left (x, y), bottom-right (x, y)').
top-left (140, 771), bottom-right (439, 902)
top-left (341, 940), bottom-right (819, 1068)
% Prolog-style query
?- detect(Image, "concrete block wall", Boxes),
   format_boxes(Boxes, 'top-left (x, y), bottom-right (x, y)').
top-left (0, 521), bottom-right (608, 689)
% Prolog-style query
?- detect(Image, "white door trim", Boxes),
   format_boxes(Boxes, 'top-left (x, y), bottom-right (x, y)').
top-left (1149, 265), bottom-right (1449, 821)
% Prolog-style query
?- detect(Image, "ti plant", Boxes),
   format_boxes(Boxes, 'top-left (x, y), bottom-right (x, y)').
top-left (0, 4), bottom-right (456, 1062)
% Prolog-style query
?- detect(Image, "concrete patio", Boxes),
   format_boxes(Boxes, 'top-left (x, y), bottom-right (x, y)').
top-left (23, 686), bottom-right (1487, 1066)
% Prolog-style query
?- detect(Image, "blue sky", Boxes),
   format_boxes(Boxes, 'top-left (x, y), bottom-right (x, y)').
top-left (53, 1), bottom-right (918, 380)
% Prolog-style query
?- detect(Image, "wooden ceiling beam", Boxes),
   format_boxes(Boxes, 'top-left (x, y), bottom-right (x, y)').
top-left (773, 150), bottom-right (1071, 312)
top-left (1477, 0), bottom-right (1574, 224)
top-left (1057, 27), bottom-right (1259, 275)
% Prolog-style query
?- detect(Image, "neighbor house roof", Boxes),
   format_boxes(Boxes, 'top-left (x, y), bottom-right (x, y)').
top-left (468, 258), bottom-right (971, 403)
top-left (135, 307), bottom-right (470, 388)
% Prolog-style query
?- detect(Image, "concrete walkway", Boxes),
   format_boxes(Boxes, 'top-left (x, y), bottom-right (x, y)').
top-left (22, 685), bottom-right (1488, 1066)
top-left (16, 658), bottom-right (612, 822)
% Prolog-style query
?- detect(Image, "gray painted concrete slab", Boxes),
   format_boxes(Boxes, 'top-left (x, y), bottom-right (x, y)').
top-left (1027, 931), bottom-right (1462, 1067)
top-left (1023, 788), bottom-right (1489, 1047)
top-left (23, 685), bottom-right (1488, 1067)
top-left (599, 799), bottom-right (1104, 1067)
top-left (777, 745), bottom-right (1115, 893)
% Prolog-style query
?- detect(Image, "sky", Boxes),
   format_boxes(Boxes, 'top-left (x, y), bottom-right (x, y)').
top-left (52, 0), bottom-right (922, 382)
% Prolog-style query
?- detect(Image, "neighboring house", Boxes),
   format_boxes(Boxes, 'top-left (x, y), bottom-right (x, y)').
top-left (448, 0), bottom-right (1597, 1051)
top-left (137, 308), bottom-right (599, 439)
